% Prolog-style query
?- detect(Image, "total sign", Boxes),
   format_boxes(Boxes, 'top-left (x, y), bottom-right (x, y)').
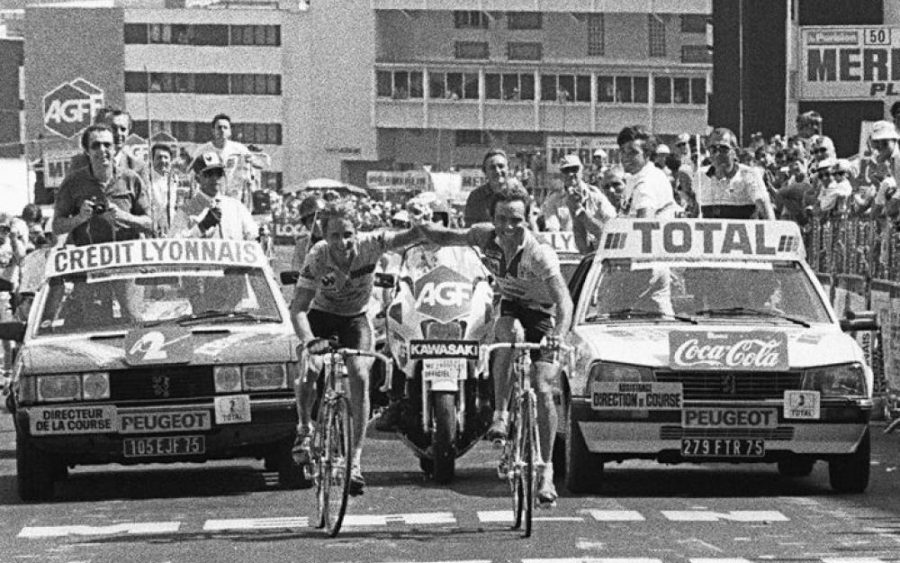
top-left (43, 78), bottom-right (105, 139)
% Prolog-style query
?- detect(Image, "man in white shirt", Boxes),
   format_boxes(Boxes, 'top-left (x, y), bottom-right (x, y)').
top-left (617, 125), bottom-right (680, 218)
top-left (697, 127), bottom-right (774, 220)
top-left (148, 143), bottom-right (178, 236)
top-left (170, 152), bottom-right (258, 240)
top-left (191, 114), bottom-right (258, 201)
top-left (541, 154), bottom-right (616, 252)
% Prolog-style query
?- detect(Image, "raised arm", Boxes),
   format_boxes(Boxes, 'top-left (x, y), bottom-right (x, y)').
top-left (419, 222), bottom-right (488, 247)
top-left (384, 225), bottom-right (425, 251)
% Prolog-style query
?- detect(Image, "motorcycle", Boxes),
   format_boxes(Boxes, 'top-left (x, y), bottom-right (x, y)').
top-left (375, 243), bottom-right (495, 483)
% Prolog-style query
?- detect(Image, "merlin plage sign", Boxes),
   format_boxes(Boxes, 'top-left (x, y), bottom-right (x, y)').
top-left (42, 78), bottom-right (105, 139)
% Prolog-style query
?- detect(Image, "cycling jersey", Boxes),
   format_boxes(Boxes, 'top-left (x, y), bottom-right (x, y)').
top-left (468, 227), bottom-right (560, 314)
top-left (297, 232), bottom-right (390, 316)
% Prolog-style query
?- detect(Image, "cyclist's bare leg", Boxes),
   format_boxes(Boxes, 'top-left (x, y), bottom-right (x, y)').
top-left (490, 317), bottom-right (518, 429)
top-left (346, 356), bottom-right (373, 472)
top-left (531, 359), bottom-right (559, 502)
top-left (294, 355), bottom-right (322, 428)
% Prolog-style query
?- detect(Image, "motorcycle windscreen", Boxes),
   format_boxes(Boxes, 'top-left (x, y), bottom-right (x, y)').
top-left (401, 246), bottom-right (489, 327)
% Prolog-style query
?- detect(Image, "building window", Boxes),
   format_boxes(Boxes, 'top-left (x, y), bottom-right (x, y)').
top-left (378, 70), bottom-right (423, 99)
top-left (615, 76), bottom-right (633, 103)
top-left (456, 130), bottom-right (486, 146)
top-left (194, 73), bottom-right (229, 95)
top-left (507, 12), bottom-right (541, 30)
top-left (575, 75), bottom-right (591, 102)
top-left (486, 73), bottom-right (535, 100)
top-left (193, 24), bottom-right (229, 46)
top-left (229, 74), bottom-right (281, 95)
top-left (587, 14), bottom-right (604, 56)
top-left (455, 41), bottom-right (489, 60)
top-left (506, 42), bottom-right (542, 61)
top-left (149, 24), bottom-right (172, 43)
top-left (454, 11), bottom-right (489, 29)
top-left (507, 131), bottom-right (543, 146)
top-left (124, 23), bottom-right (148, 44)
top-left (507, 42), bottom-right (542, 61)
top-left (540, 74), bottom-right (557, 101)
top-left (654, 76), bottom-right (671, 103)
top-left (598, 75), bottom-right (649, 104)
top-left (597, 76), bottom-right (614, 102)
top-left (681, 45), bottom-right (712, 64)
top-left (429, 72), bottom-right (478, 100)
top-left (681, 14), bottom-right (707, 33)
top-left (124, 71), bottom-right (148, 92)
top-left (260, 171), bottom-right (283, 192)
top-left (648, 15), bottom-right (666, 57)
top-left (429, 72), bottom-right (446, 99)
top-left (230, 25), bottom-right (280, 46)
top-left (691, 77), bottom-right (706, 104)
top-left (673, 77), bottom-right (690, 103)
top-left (633, 76), bottom-right (649, 103)
top-left (376, 71), bottom-right (392, 97)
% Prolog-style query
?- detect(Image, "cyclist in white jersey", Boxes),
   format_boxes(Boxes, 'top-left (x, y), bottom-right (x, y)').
top-left (290, 202), bottom-right (422, 494)
top-left (419, 184), bottom-right (573, 504)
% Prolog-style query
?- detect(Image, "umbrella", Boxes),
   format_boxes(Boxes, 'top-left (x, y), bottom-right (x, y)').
top-left (284, 178), bottom-right (368, 196)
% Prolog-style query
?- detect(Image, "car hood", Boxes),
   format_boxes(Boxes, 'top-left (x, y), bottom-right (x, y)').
top-left (19, 327), bottom-right (298, 374)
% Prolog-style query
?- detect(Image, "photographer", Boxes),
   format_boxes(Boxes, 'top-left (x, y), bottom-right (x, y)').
top-left (52, 124), bottom-right (152, 246)
top-left (541, 154), bottom-right (616, 253)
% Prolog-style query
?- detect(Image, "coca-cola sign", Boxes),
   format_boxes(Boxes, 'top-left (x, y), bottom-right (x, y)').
top-left (669, 331), bottom-right (789, 371)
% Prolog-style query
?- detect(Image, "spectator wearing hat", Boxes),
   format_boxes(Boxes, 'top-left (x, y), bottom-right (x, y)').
top-left (653, 144), bottom-right (671, 170)
top-left (541, 154), bottom-right (616, 253)
top-left (617, 125), bottom-right (681, 219)
top-left (586, 148), bottom-right (608, 186)
top-left (696, 127), bottom-right (774, 220)
top-left (170, 152), bottom-right (257, 240)
top-left (815, 158), bottom-right (853, 217)
top-left (674, 133), bottom-right (692, 160)
top-left (290, 195), bottom-right (324, 271)
top-left (464, 148), bottom-right (510, 226)
top-left (796, 110), bottom-right (823, 141)
top-left (810, 135), bottom-right (837, 164)
top-left (869, 120), bottom-right (900, 219)
top-left (599, 167), bottom-right (628, 213)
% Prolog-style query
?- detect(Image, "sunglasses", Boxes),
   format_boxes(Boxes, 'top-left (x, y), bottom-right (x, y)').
top-left (708, 144), bottom-right (733, 155)
top-left (813, 147), bottom-right (828, 154)
top-left (561, 167), bottom-right (580, 174)
top-left (603, 181), bottom-right (624, 189)
top-left (676, 142), bottom-right (688, 147)
top-left (202, 168), bottom-right (225, 178)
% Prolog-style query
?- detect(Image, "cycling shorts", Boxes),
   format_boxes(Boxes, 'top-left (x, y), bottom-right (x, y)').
top-left (307, 309), bottom-right (373, 351)
top-left (499, 299), bottom-right (556, 364)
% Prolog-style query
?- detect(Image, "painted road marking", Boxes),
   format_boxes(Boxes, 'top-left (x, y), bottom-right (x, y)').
top-left (584, 510), bottom-right (646, 521)
top-left (18, 522), bottom-right (180, 539)
top-left (477, 511), bottom-right (584, 523)
top-left (662, 510), bottom-right (789, 522)
top-left (203, 517), bottom-right (308, 531)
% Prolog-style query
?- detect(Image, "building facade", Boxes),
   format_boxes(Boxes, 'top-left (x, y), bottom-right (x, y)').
top-left (21, 0), bottom-right (711, 192)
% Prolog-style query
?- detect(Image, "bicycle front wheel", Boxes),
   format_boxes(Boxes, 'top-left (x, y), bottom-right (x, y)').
top-left (520, 392), bottom-right (537, 538)
top-left (508, 401), bottom-right (524, 530)
top-left (322, 395), bottom-right (353, 537)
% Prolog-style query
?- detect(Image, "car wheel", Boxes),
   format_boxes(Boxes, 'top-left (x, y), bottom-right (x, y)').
top-left (17, 435), bottom-right (55, 502)
top-left (777, 457), bottom-right (815, 478)
top-left (829, 428), bottom-right (870, 494)
top-left (564, 405), bottom-right (603, 494)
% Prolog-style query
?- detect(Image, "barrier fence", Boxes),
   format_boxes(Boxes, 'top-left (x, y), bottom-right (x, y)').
top-left (804, 216), bottom-right (900, 415)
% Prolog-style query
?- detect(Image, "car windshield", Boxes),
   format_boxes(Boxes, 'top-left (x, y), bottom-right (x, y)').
top-left (35, 264), bottom-right (282, 335)
top-left (583, 259), bottom-right (831, 325)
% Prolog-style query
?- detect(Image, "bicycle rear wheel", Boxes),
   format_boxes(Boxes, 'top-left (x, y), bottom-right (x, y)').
top-left (520, 392), bottom-right (536, 538)
top-left (323, 395), bottom-right (353, 537)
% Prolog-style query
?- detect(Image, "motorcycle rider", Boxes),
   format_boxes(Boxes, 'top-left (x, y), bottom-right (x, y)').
top-left (290, 201), bottom-right (422, 494)
top-left (418, 183), bottom-right (573, 505)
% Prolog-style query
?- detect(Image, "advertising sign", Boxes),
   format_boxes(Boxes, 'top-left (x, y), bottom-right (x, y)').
top-left (800, 26), bottom-right (900, 99)
top-left (366, 170), bottom-right (430, 191)
top-left (43, 150), bottom-right (78, 189)
top-left (42, 78), bottom-right (105, 139)
top-left (668, 331), bottom-right (790, 371)
top-left (546, 135), bottom-right (617, 171)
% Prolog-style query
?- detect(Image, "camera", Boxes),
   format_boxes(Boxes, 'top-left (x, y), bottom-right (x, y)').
top-left (92, 201), bottom-right (107, 215)
top-left (0, 225), bottom-right (10, 236)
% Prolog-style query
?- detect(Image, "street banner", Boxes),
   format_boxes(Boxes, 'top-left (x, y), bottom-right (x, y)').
top-left (800, 26), bottom-right (900, 100)
top-left (366, 170), bottom-right (430, 191)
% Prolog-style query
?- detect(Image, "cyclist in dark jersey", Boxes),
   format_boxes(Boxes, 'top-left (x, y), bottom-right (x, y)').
top-left (419, 184), bottom-right (573, 505)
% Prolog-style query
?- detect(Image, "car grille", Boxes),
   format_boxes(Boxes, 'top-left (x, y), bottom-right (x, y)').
top-left (660, 426), bottom-right (795, 441)
top-left (110, 366), bottom-right (215, 401)
top-left (654, 371), bottom-right (804, 401)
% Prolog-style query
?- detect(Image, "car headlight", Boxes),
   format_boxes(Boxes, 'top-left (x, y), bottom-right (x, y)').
top-left (36, 375), bottom-right (81, 403)
top-left (214, 366), bottom-right (242, 393)
top-left (801, 363), bottom-right (867, 397)
top-left (421, 320), bottom-right (464, 340)
top-left (587, 362), bottom-right (655, 393)
top-left (82, 372), bottom-right (110, 400)
top-left (243, 364), bottom-right (287, 391)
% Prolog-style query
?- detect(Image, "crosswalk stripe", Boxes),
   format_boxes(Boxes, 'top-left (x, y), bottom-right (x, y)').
top-left (523, 558), bottom-right (663, 563)
top-left (203, 517), bottom-right (308, 531)
top-left (477, 511), bottom-right (584, 523)
top-left (662, 510), bottom-right (789, 522)
top-left (584, 510), bottom-right (645, 521)
top-left (690, 559), bottom-right (753, 563)
top-left (821, 559), bottom-right (892, 563)
top-left (18, 522), bottom-right (180, 539)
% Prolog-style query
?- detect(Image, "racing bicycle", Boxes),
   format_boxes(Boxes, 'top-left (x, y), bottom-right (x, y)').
top-left (480, 341), bottom-right (571, 538)
top-left (302, 345), bottom-right (392, 537)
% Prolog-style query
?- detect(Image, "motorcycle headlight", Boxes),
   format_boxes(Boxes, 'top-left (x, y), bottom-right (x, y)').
top-left (422, 320), bottom-right (464, 340)
top-left (36, 374), bottom-right (81, 403)
top-left (214, 366), bottom-right (242, 393)
top-left (801, 363), bottom-right (867, 397)
top-left (588, 362), bottom-right (655, 393)
top-left (243, 364), bottom-right (287, 391)
top-left (82, 372), bottom-right (110, 401)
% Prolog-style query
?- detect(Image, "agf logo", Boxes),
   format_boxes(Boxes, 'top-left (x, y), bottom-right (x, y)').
top-left (42, 78), bottom-right (105, 139)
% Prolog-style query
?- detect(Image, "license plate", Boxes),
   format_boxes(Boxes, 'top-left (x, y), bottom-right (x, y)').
top-left (123, 436), bottom-right (205, 458)
top-left (422, 358), bottom-right (466, 382)
top-left (680, 438), bottom-right (765, 458)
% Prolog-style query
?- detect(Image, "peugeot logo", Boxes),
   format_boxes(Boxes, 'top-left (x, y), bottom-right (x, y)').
top-left (152, 375), bottom-right (171, 398)
top-left (721, 374), bottom-right (737, 395)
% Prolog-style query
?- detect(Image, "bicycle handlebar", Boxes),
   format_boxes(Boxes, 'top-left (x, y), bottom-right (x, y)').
top-left (478, 341), bottom-right (573, 377)
top-left (303, 347), bottom-right (393, 385)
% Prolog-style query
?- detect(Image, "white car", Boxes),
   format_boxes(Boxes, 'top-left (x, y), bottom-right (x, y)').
top-left (559, 218), bottom-right (877, 494)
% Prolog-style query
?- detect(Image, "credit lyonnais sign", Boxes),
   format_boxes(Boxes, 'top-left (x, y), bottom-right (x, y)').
top-left (800, 26), bottom-right (900, 99)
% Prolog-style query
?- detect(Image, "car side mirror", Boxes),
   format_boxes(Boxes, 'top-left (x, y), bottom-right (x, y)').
top-left (374, 273), bottom-right (396, 289)
top-left (280, 271), bottom-right (300, 285)
top-left (840, 310), bottom-right (879, 333)
top-left (0, 320), bottom-right (26, 343)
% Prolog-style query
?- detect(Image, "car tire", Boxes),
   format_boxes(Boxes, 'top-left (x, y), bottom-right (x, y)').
top-left (777, 457), bottom-right (815, 478)
top-left (828, 428), bottom-right (870, 494)
top-left (17, 435), bottom-right (55, 502)
top-left (564, 406), bottom-right (603, 494)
